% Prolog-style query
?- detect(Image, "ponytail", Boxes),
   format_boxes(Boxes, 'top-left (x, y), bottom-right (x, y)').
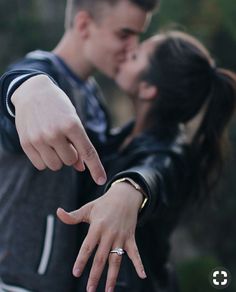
top-left (192, 68), bottom-right (236, 194)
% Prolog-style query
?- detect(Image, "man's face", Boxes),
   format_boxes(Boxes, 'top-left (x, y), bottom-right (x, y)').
top-left (84, 0), bottom-right (151, 78)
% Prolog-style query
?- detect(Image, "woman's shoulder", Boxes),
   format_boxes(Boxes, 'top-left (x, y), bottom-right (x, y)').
top-left (127, 124), bottom-right (190, 157)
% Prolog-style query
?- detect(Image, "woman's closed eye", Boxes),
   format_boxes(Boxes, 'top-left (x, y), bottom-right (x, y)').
top-left (131, 52), bottom-right (137, 60)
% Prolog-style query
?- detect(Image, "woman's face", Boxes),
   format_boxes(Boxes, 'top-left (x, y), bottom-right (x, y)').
top-left (115, 38), bottom-right (158, 96)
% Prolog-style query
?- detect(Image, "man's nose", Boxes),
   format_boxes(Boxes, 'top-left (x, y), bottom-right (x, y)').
top-left (125, 35), bottom-right (139, 51)
top-left (118, 49), bottom-right (132, 64)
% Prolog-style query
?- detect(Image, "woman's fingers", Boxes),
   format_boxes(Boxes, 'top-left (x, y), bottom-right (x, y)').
top-left (72, 225), bottom-right (101, 278)
top-left (86, 237), bottom-right (114, 292)
top-left (58, 191), bottom-right (144, 290)
top-left (105, 244), bottom-right (124, 292)
top-left (125, 238), bottom-right (147, 279)
top-left (105, 238), bottom-right (146, 291)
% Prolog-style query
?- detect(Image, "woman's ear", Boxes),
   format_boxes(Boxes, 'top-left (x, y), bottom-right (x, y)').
top-left (74, 11), bottom-right (91, 39)
top-left (138, 81), bottom-right (158, 100)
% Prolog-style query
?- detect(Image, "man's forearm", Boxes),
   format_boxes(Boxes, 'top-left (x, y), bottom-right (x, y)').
top-left (0, 70), bottom-right (54, 120)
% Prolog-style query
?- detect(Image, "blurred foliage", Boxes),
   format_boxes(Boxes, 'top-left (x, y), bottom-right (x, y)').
top-left (0, 0), bottom-right (65, 73)
top-left (0, 0), bottom-right (236, 290)
top-left (147, 0), bottom-right (236, 70)
top-left (176, 256), bottom-right (235, 292)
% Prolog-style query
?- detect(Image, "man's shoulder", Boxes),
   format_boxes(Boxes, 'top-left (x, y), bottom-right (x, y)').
top-left (25, 50), bottom-right (58, 64)
top-left (7, 50), bottom-right (58, 75)
top-left (26, 50), bottom-right (52, 59)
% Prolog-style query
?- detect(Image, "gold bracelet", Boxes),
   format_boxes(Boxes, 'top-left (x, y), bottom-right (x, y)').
top-left (111, 177), bottom-right (148, 211)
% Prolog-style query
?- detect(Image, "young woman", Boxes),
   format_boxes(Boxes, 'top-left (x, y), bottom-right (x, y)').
top-left (57, 31), bottom-right (236, 292)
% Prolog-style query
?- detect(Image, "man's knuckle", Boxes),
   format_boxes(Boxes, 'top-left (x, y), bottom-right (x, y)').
top-left (34, 160), bottom-right (46, 170)
top-left (64, 117), bottom-right (79, 133)
top-left (42, 131), bottom-right (59, 144)
top-left (20, 139), bottom-right (31, 150)
top-left (50, 162), bottom-right (63, 171)
top-left (36, 164), bottom-right (46, 171)
top-left (83, 145), bottom-right (96, 160)
top-left (30, 135), bottom-right (44, 147)
top-left (47, 157), bottom-right (63, 171)
top-left (64, 156), bottom-right (77, 166)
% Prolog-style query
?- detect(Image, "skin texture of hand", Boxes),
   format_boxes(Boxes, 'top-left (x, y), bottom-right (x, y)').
top-left (57, 182), bottom-right (147, 292)
top-left (11, 75), bottom-right (106, 185)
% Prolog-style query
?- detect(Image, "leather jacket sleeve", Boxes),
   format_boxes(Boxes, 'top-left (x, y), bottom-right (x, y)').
top-left (105, 147), bottom-right (189, 225)
top-left (0, 54), bottom-right (62, 152)
top-left (0, 55), bottom-right (59, 120)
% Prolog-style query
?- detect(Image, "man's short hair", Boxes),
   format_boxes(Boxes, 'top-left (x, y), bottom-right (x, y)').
top-left (65, 0), bottom-right (159, 30)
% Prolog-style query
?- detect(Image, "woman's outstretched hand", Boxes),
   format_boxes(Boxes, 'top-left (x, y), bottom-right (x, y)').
top-left (57, 182), bottom-right (147, 292)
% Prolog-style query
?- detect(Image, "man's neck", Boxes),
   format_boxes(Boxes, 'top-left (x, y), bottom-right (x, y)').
top-left (53, 31), bottom-right (94, 80)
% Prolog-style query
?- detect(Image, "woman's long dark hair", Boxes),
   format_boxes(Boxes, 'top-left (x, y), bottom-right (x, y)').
top-left (143, 31), bottom-right (236, 197)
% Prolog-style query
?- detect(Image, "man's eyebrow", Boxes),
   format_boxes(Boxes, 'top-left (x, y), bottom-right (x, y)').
top-left (121, 28), bottom-right (142, 35)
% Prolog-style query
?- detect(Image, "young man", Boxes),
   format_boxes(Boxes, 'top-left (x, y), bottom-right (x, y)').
top-left (0, 0), bottom-right (159, 291)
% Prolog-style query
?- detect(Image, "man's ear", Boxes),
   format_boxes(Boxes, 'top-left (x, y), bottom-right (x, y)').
top-left (74, 11), bottom-right (92, 39)
top-left (138, 81), bottom-right (158, 100)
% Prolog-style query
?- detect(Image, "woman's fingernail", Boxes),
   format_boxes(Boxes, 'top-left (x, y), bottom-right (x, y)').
top-left (97, 176), bottom-right (106, 185)
top-left (142, 270), bottom-right (147, 278)
top-left (73, 267), bottom-right (81, 277)
top-left (108, 288), bottom-right (114, 292)
top-left (88, 286), bottom-right (96, 292)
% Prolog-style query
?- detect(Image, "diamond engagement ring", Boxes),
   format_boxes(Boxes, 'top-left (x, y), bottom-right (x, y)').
top-left (110, 248), bottom-right (125, 256)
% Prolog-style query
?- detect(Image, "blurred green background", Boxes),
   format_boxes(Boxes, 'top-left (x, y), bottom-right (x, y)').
top-left (0, 0), bottom-right (235, 291)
